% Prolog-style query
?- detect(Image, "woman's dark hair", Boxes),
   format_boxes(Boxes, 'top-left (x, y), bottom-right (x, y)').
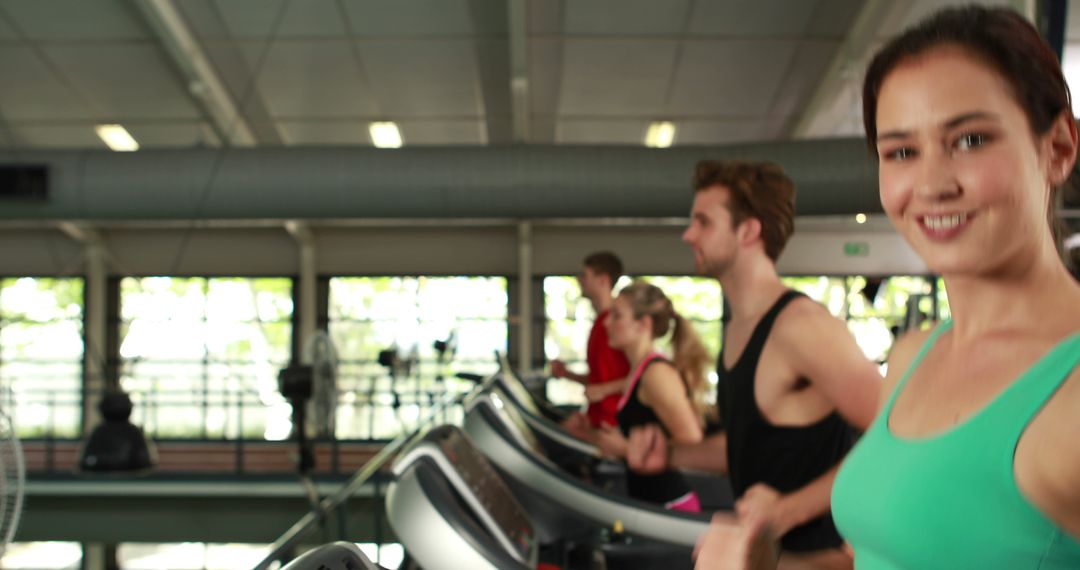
top-left (863, 5), bottom-right (1074, 253)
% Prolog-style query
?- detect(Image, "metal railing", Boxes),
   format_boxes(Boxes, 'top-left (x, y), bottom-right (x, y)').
top-left (252, 374), bottom-right (495, 570)
top-left (5, 359), bottom-right (500, 475)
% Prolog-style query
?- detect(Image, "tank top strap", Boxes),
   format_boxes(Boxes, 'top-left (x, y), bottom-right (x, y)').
top-left (726, 290), bottom-right (805, 370)
top-left (986, 329), bottom-right (1080, 440)
top-left (881, 319), bottom-right (953, 415)
top-left (616, 352), bottom-right (667, 412)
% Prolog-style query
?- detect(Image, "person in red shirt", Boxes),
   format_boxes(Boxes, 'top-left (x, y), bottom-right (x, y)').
top-left (551, 251), bottom-right (631, 430)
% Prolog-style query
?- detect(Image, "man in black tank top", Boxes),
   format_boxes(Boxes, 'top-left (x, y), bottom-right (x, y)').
top-left (627, 161), bottom-right (881, 569)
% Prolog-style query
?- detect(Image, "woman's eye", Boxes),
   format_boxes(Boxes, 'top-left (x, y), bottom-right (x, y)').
top-left (882, 147), bottom-right (915, 162)
top-left (955, 133), bottom-right (987, 151)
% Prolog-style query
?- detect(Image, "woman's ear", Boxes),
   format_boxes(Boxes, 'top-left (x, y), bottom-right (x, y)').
top-left (1045, 111), bottom-right (1078, 186)
top-left (638, 314), bottom-right (653, 336)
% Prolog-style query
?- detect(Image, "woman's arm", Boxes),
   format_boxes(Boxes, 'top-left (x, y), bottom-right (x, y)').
top-left (638, 363), bottom-right (703, 444)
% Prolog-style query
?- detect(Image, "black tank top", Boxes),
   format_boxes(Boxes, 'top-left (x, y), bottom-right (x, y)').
top-left (616, 354), bottom-right (695, 506)
top-left (717, 290), bottom-right (851, 552)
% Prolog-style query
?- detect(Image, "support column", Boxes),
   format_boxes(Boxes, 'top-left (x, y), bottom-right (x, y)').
top-left (517, 221), bottom-right (533, 370)
top-left (61, 223), bottom-right (109, 433)
top-left (286, 221), bottom-right (317, 354)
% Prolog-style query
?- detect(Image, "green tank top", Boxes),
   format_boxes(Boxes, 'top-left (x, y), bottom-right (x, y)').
top-left (833, 320), bottom-right (1080, 569)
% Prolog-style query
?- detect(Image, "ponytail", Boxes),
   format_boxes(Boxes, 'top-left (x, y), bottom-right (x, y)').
top-left (671, 312), bottom-right (710, 422)
top-left (619, 280), bottom-right (712, 423)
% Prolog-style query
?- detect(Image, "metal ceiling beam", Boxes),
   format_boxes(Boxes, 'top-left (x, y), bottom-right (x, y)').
top-left (789, 0), bottom-right (907, 139)
top-left (792, 0), bottom-right (1045, 140)
top-left (508, 0), bottom-right (530, 142)
top-left (130, 0), bottom-right (257, 147)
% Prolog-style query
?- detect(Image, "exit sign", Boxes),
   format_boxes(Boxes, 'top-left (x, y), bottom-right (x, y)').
top-left (844, 242), bottom-right (870, 257)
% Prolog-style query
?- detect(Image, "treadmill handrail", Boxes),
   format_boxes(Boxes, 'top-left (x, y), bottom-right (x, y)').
top-left (487, 372), bottom-right (724, 485)
top-left (485, 374), bottom-right (602, 458)
top-left (253, 374), bottom-right (499, 570)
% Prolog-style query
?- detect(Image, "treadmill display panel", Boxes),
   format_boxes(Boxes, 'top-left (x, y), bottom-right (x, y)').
top-left (436, 427), bottom-right (536, 560)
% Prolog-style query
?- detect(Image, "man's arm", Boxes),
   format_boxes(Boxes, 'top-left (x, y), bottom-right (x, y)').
top-left (671, 432), bottom-right (728, 473)
top-left (550, 359), bottom-right (589, 385)
top-left (738, 316), bottom-right (926, 534)
top-left (627, 424), bottom-right (728, 475)
top-left (778, 300), bottom-right (881, 430)
top-left (736, 465), bottom-right (839, 537)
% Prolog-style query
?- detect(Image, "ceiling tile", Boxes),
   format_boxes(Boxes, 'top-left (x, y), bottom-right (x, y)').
top-left (889, 0), bottom-right (1018, 36)
top-left (127, 122), bottom-right (220, 148)
top-left (688, 0), bottom-right (816, 37)
top-left (667, 40), bottom-right (799, 116)
top-left (232, 40), bottom-right (379, 118)
top-left (676, 119), bottom-right (778, 144)
top-left (0, 14), bottom-right (18, 40)
top-left (564, 0), bottom-right (692, 35)
top-left (529, 0), bottom-right (563, 35)
top-left (1, 0), bottom-right (148, 41)
top-left (556, 119), bottom-right (648, 144)
top-left (805, 0), bottom-right (870, 37)
top-left (278, 120), bottom-right (368, 145)
top-left (767, 40), bottom-right (842, 124)
top-left (558, 40), bottom-right (678, 115)
top-left (528, 39), bottom-right (562, 105)
top-left (213, 0), bottom-right (346, 38)
top-left (397, 119), bottom-right (486, 144)
top-left (340, 0), bottom-right (492, 36)
top-left (12, 123), bottom-right (104, 148)
top-left (44, 44), bottom-right (200, 120)
top-left (360, 40), bottom-right (483, 116)
top-left (0, 46), bottom-right (96, 120)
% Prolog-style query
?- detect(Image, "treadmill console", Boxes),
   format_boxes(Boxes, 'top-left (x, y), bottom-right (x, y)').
top-left (280, 542), bottom-right (380, 570)
top-left (394, 425), bottom-right (536, 564)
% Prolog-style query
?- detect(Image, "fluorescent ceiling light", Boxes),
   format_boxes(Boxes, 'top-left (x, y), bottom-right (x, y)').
top-left (95, 124), bottom-right (139, 152)
top-left (645, 121), bottom-right (675, 148)
top-left (369, 122), bottom-right (403, 148)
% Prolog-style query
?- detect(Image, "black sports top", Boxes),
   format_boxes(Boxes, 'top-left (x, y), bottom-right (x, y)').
top-left (717, 290), bottom-right (852, 552)
top-left (616, 353), bottom-right (696, 507)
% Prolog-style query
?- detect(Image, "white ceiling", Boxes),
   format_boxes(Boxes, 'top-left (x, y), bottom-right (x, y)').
top-left (0, 0), bottom-right (1064, 150)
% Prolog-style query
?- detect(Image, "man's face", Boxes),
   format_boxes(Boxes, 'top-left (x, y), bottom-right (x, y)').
top-left (577, 266), bottom-right (606, 299)
top-left (681, 186), bottom-right (740, 278)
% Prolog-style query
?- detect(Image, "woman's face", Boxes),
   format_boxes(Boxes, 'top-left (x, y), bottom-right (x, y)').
top-left (605, 295), bottom-right (647, 350)
top-left (874, 46), bottom-right (1068, 277)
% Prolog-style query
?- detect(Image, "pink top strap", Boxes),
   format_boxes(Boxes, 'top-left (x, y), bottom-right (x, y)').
top-left (616, 351), bottom-right (667, 412)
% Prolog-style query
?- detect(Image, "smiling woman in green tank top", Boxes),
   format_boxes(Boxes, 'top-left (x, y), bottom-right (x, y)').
top-left (829, 6), bottom-right (1080, 570)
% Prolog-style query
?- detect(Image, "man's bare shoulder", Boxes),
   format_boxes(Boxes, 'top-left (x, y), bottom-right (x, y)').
top-left (770, 295), bottom-right (847, 346)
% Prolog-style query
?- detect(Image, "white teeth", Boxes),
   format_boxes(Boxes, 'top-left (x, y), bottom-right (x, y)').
top-left (922, 213), bottom-right (968, 231)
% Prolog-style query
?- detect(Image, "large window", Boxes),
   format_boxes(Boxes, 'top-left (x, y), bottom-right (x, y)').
top-left (118, 543), bottom-right (270, 570)
top-left (329, 276), bottom-right (507, 439)
top-left (782, 275), bottom-right (938, 364)
top-left (0, 278), bottom-right (83, 438)
top-left (2, 541), bottom-right (81, 569)
top-left (119, 277), bottom-right (293, 440)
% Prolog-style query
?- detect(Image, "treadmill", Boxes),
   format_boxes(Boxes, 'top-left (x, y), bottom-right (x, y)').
top-left (463, 387), bottom-right (712, 568)
top-left (386, 424), bottom-right (538, 570)
top-left (489, 353), bottom-right (734, 511)
top-left (281, 542), bottom-right (383, 570)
